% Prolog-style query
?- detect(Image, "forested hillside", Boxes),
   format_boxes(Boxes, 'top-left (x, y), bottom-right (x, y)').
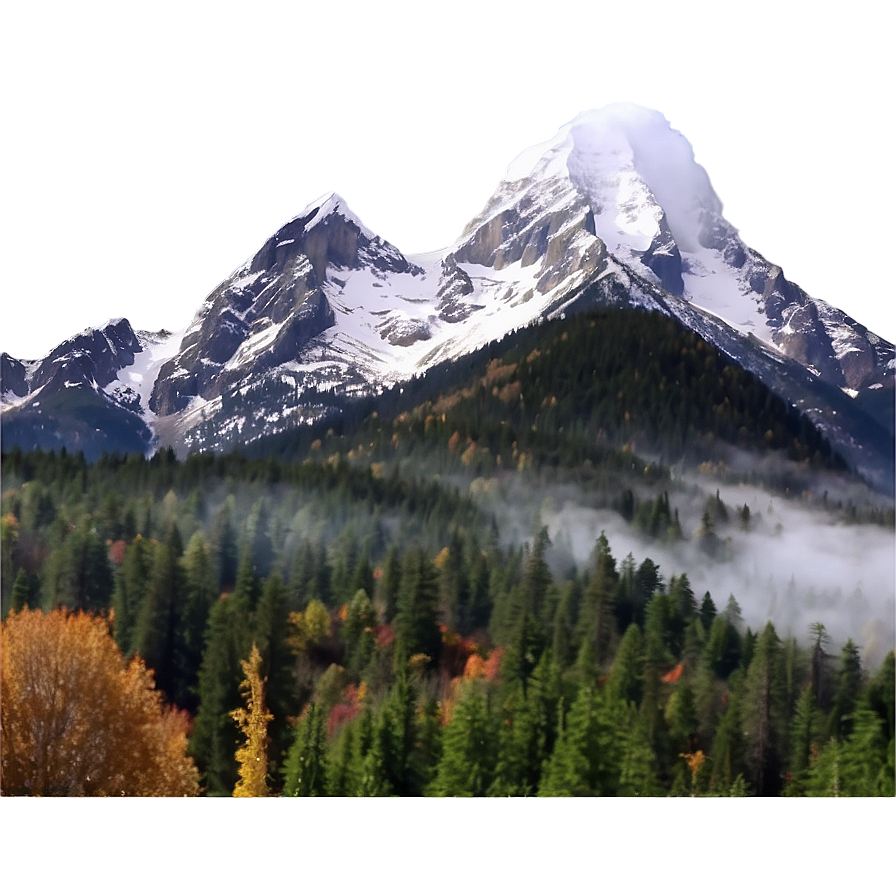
top-left (2, 453), bottom-right (892, 795)
top-left (2, 309), bottom-right (893, 797)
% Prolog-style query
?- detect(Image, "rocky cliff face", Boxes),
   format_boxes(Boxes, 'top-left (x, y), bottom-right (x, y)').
top-left (3, 104), bottom-right (892, 487)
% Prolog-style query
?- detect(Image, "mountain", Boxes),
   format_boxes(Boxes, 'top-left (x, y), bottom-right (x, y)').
top-left (2, 104), bottom-right (893, 489)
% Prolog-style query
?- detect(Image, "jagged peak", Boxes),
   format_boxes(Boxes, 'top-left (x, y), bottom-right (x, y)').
top-left (292, 191), bottom-right (376, 239)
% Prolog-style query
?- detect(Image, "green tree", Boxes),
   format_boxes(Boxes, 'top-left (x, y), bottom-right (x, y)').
top-left (393, 547), bottom-right (441, 672)
top-left (191, 588), bottom-right (253, 795)
top-left (828, 638), bottom-right (863, 741)
top-left (742, 622), bottom-right (787, 796)
top-left (282, 702), bottom-right (329, 797)
top-left (576, 532), bottom-right (618, 670)
top-left (132, 523), bottom-right (187, 705)
top-left (786, 684), bottom-right (822, 795)
top-left (428, 684), bottom-right (497, 796)
top-left (605, 623), bottom-right (644, 707)
top-left (539, 687), bottom-right (622, 796)
top-left (111, 535), bottom-right (154, 656)
top-left (253, 571), bottom-right (297, 784)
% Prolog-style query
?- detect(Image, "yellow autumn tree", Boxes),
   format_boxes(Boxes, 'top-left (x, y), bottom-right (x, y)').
top-left (1, 608), bottom-right (199, 796)
top-left (231, 642), bottom-right (272, 797)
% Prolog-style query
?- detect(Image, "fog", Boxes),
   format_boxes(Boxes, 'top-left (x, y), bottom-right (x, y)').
top-left (539, 477), bottom-right (895, 670)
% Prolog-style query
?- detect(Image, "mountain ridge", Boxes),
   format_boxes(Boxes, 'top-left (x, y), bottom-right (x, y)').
top-left (2, 103), bottom-right (893, 491)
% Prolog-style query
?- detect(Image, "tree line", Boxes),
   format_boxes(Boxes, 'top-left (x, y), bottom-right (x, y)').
top-left (2, 446), bottom-right (892, 796)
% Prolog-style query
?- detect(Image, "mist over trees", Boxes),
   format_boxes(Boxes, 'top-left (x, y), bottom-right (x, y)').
top-left (1, 309), bottom-right (892, 797)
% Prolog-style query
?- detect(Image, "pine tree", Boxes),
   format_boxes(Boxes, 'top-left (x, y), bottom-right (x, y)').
top-left (282, 702), bottom-right (329, 797)
top-left (377, 544), bottom-right (402, 623)
top-left (489, 680), bottom-right (551, 797)
top-left (253, 571), bottom-right (297, 784)
top-left (575, 532), bottom-right (618, 669)
top-left (539, 687), bottom-right (622, 796)
top-left (828, 638), bottom-right (863, 741)
top-left (428, 684), bottom-right (497, 796)
top-left (191, 588), bottom-right (253, 795)
top-left (210, 499), bottom-right (239, 593)
top-left (132, 524), bottom-right (187, 704)
top-left (742, 622), bottom-right (787, 796)
top-left (393, 547), bottom-right (441, 672)
top-left (231, 643), bottom-right (272, 797)
top-left (605, 623), bottom-right (644, 707)
top-left (111, 535), bottom-right (154, 656)
top-left (786, 684), bottom-right (821, 795)
top-left (709, 670), bottom-right (748, 794)
top-left (617, 703), bottom-right (663, 796)
top-left (10, 569), bottom-right (31, 613)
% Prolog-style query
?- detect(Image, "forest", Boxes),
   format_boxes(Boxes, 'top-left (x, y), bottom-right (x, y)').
top-left (2, 309), bottom-right (893, 797)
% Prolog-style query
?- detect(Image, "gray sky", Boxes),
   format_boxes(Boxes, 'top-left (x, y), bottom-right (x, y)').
top-left (2, 0), bottom-right (892, 358)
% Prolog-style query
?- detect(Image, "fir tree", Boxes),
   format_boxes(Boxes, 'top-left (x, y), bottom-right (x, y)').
top-left (428, 684), bottom-right (497, 796)
top-left (282, 702), bottom-right (329, 797)
top-left (742, 622), bottom-right (787, 796)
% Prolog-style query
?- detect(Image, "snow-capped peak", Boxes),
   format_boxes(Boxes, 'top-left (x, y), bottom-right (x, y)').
top-left (293, 190), bottom-right (377, 240)
top-left (506, 103), bottom-right (722, 253)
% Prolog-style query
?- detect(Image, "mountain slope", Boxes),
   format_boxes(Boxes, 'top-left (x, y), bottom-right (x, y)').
top-left (2, 104), bottom-right (892, 489)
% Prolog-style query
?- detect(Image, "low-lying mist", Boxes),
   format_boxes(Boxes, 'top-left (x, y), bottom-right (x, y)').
top-left (537, 476), bottom-right (895, 670)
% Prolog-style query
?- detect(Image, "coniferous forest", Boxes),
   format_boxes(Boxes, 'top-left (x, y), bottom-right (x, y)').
top-left (2, 309), bottom-right (893, 797)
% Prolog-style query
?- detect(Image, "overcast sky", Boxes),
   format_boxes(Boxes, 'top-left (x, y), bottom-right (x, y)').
top-left (2, 0), bottom-right (892, 359)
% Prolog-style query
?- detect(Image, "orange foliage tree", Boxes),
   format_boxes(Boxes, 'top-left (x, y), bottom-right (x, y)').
top-left (1, 608), bottom-right (199, 796)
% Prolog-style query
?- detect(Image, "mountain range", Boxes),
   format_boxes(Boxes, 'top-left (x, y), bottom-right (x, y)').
top-left (2, 103), bottom-right (893, 491)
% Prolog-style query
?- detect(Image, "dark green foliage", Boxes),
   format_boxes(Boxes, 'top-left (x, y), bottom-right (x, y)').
top-left (742, 622), bottom-right (788, 796)
top-left (428, 684), bottom-right (497, 797)
top-left (1, 327), bottom-right (891, 804)
top-left (393, 547), bottom-right (441, 672)
top-left (539, 687), bottom-right (624, 796)
top-left (576, 533), bottom-right (618, 671)
top-left (252, 571), bottom-right (297, 785)
top-left (111, 535), bottom-right (153, 656)
top-left (282, 703), bottom-right (328, 797)
top-left (190, 589), bottom-right (253, 795)
top-left (828, 639), bottom-right (863, 741)
top-left (132, 524), bottom-right (188, 704)
top-left (179, 533), bottom-right (218, 713)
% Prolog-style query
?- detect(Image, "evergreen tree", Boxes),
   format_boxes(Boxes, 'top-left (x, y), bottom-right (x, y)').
top-left (699, 592), bottom-right (717, 631)
top-left (132, 524), bottom-right (187, 704)
top-left (111, 535), bottom-right (154, 655)
top-left (828, 638), bottom-right (863, 741)
top-left (10, 569), bottom-right (31, 614)
top-left (282, 703), bottom-right (329, 797)
top-left (489, 681), bottom-right (551, 797)
top-left (605, 623), bottom-right (644, 707)
top-left (253, 571), bottom-right (297, 784)
top-left (863, 650), bottom-right (895, 746)
top-left (179, 532), bottom-right (218, 714)
top-left (786, 684), bottom-right (822, 795)
top-left (709, 670), bottom-right (748, 794)
top-left (326, 722), bottom-right (359, 797)
top-left (428, 684), bottom-right (497, 796)
top-left (377, 544), bottom-right (402, 624)
top-left (191, 588), bottom-right (253, 795)
top-left (575, 532), bottom-right (618, 669)
top-left (210, 499), bottom-right (239, 593)
top-left (742, 622), bottom-right (787, 796)
top-left (393, 547), bottom-right (441, 672)
top-left (550, 580), bottom-right (579, 669)
top-left (539, 687), bottom-right (622, 796)
top-left (617, 703), bottom-right (663, 796)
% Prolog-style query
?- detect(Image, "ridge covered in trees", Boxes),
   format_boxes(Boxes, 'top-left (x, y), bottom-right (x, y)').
top-left (1, 309), bottom-right (892, 797)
